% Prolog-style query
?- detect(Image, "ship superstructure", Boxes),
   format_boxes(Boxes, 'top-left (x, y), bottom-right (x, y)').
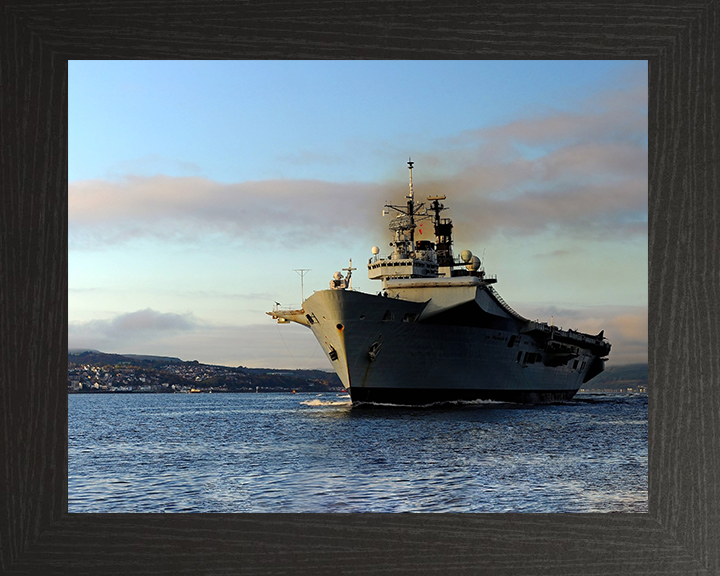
top-left (268, 161), bottom-right (611, 405)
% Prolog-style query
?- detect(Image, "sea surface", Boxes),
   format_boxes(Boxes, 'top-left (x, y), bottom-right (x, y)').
top-left (68, 392), bottom-right (647, 513)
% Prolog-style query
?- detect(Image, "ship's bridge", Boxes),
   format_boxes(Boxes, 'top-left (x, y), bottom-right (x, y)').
top-left (368, 256), bottom-right (438, 280)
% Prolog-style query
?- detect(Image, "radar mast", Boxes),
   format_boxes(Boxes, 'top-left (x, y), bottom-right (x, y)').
top-left (407, 158), bottom-right (415, 247)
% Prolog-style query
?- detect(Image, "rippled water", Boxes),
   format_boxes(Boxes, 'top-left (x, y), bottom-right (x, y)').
top-left (68, 392), bottom-right (647, 513)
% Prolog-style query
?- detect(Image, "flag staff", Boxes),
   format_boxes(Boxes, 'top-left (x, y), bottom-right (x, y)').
top-left (293, 269), bottom-right (311, 302)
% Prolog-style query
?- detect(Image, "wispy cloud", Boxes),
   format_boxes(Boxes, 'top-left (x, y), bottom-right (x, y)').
top-left (417, 74), bottom-right (647, 242)
top-left (103, 155), bottom-right (203, 179)
top-left (69, 309), bottom-right (200, 350)
top-left (69, 75), bottom-right (646, 250)
top-left (68, 176), bottom-right (388, 249)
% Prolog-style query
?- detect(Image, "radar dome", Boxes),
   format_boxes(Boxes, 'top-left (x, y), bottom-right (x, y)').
top-left (466, 255), bottom-right (481, 271)
top-left (460, 250), bottom-right (473, 263)
top-left (371, 246), bottom-right (380, 255)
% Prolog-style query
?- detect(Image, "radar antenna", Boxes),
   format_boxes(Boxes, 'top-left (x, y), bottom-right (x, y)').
top-left (342, 259), bottom-right (356, 290)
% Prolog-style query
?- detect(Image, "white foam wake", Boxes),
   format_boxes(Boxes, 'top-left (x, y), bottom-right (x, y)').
top-left (300, 398), bottom-right (352, 407)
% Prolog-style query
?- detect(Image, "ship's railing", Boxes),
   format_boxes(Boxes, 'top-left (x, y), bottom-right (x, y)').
top-left (521, 321), bottom-right (611, 354)
top-left (271, 303), bottom-right (304, 313)
top-left (486, 285), bottom-right (527, 322)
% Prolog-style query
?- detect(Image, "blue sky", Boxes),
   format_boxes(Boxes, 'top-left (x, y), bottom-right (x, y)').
top-left (69, 60), bottom-right (647, 369)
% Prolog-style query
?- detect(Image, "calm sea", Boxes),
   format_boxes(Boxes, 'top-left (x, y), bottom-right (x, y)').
top-left (68, 392), bottom-right (647, 513)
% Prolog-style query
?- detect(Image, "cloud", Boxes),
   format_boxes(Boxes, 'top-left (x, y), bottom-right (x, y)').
top-left (414, 72), bottom-right (647, 243)
top-left (459, 66), bottom-right (647, 150)
top-left (68, 176), bottom-right (391, 249)
top-left (69, 309), bottom-right (200, 350)
top-left (69, 76), bottom-right (646, 250)
top-left (421, 89), bottom-right (646, 243)
top-left (534, 249), bottom-right (572, 259)
top-left (180, 290), bottom-right (276, 301)
top-left (109, 308), bottom-right (197, 332)
top-left (103, 155), bottom-right (203, 179)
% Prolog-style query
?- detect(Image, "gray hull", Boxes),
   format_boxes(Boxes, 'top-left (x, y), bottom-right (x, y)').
top-left (299, 288), bottom-right (605, 405)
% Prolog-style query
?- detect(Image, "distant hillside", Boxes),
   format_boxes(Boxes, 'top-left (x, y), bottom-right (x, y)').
top-left (68, 350), bottom-right (183, 369)
top-left (68, 351), bottom-right (343, 393)
top-left (123, 353), bottom-right (184, 363)
top-left (582, 363), bottom-right (648, 391)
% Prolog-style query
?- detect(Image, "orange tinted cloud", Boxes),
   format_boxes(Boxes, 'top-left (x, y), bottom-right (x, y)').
top-left (69, 74), bottom-right (646, 249)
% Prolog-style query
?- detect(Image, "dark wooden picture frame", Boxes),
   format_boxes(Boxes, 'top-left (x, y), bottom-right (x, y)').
top-left (2, 2), bottom-right (718, 574)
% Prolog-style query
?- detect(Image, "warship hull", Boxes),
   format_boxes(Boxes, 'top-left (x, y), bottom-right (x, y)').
top-left (268, 160), bottom-right (610, 406)
top-left (289, 288), bottom-right (605, 405)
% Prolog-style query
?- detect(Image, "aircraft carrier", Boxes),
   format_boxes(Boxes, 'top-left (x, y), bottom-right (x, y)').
top-left (268, 161), bottom-right (611, 405)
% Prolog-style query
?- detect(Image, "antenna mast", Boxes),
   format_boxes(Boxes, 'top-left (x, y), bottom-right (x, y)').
top-left (408, 158), bottom-right (414, 201)
top-left (342, 259), bottom-right (356, 290)
top-left (293, 269), bottom-right (310, 302)
top-left (407, 158), bottom-right (415, 246)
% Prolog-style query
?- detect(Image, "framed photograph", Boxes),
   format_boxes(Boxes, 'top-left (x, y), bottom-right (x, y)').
top-left (2, 1), bottom-right (717, 574)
